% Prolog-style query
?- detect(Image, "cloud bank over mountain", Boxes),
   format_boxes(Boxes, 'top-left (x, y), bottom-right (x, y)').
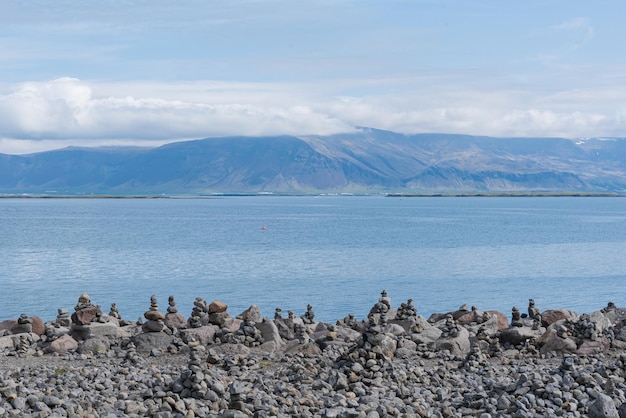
top-left (1, 76), bottom-right (626, 155)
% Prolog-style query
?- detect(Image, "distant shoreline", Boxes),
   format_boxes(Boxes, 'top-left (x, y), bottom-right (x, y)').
top-left (1, 192), bottom-right (625, 199)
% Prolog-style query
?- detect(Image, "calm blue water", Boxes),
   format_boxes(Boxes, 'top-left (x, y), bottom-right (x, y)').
top-left (1, 196), bottom-right (625, 323)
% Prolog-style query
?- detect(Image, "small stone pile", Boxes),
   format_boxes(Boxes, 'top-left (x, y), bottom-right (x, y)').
top-left (71, 293), bottom-right (101, 325)
top-left (143, 295), bottom-right (167, 333)
top-left (164, 295), bottom-right (187, 330)
top-left (188, 297), bottom-right (209, 328)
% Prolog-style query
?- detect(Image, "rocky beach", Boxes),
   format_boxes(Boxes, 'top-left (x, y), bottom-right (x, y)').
top-left (1, 292), bottom-right (626, 417)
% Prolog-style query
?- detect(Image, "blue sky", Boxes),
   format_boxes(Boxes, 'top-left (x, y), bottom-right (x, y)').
top-left (0, 0), bottom-right (625, 154)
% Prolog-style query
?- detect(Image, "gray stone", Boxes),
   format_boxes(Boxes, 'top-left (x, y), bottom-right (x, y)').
top-left (500, 326), bottom-right (543, 346)
top-left (132, 332), bottom-right (174, 353)
top-left (237, 305), bottom-right (262, 322)
top-left (256, 320), bottom-right (283, 347)
top-left (538, 329), bottom-right (577, 355)
top-left (435, 326), bottom-right (471, 356)
top-left (70, 322), bottom-right (118, 340)
top-left (588, 393), bottom-right (619, 418)
top-left (180, 325), bottom-right (218, 345)
top-left (46, 334), bottom-right (78, 354)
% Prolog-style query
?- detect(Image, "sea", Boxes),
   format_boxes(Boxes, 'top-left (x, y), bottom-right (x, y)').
top-left (1, 195), bottom-right (625, 323)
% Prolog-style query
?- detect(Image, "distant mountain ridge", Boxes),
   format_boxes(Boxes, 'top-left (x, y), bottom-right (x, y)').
top-left (2, 128), bottom-right (626, 194)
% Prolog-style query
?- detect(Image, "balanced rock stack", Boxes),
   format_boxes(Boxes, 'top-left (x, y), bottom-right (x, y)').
top-left (164, 295), bottom-right (186, 330)
top-left (55, 308), bottom-right (71, 327)
top-left (69, 293), bottom-right (118, 341)
top-left (71, 293), bottom-right (100, 325)
top-left (11, 314), bottom-right (33, 334)
top-left (208, 300), bottom-right (230, 327)
top-left (142, 295), bottom-right (166, 333)
top-left (188, 297), bottom-right (209, 328)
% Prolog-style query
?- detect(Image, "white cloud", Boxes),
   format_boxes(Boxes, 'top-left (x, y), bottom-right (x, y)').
top-left (0, 78), bottom-right (354, 148)
top-left (1, 76), bottom-right (626, 155)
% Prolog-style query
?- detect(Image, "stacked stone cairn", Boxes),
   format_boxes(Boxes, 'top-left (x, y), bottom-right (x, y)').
top-left (108, 303), bottom-right (121, 320)
top-left (142, 295), bottom-right (166, 333)
top-left (69, 293), bottom-right (118, 345)
top-left (188, 297), bottom-right (209, 328)
top-left (368, 290), bottom-right (392, 326)
top-left (300, 304), bottom-right (316, 324)
top-left (208, 300), bottom-right (230, 327)
top-left (234, 306), bottom-right (264, 347)
top-left (70, 293), bottom-right (101, 325)
top-left (8, 292), bottom-right (626, 416)
top-left (55, 308), bottom-right (71, 327)
top-left (395, 298), bottom-right (417, 320)
top-left (164, 295), bottom-right (187, 330)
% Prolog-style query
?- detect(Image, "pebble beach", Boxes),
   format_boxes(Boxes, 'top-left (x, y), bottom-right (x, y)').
top-left (1, 292), bottom-right (626, 418)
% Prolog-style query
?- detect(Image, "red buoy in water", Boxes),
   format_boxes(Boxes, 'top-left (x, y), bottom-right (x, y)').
top-left (261, 226), bottom-right (267, 231)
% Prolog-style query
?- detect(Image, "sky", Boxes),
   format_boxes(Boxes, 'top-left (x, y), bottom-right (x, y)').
top-left (1, 0), bottom-right (625, 154)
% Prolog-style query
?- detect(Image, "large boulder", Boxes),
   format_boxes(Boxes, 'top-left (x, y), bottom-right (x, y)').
top-left (434, 327), bottom-right (471, 356)
top-left (132, 332), bottom-right (174, 353)
top-left (70, 322), bottom-right (119, 340)
top-left (255, 320), bottom-right (283, 347)
top-left (208, 312), bottom-right (231, 327)
top-left (577, 337), bottom-right (611, 356)
top-left (588, 393), bottom-right (619, 418)
top-left (0, 335), bottom-right (16, 351)
top-left (237, 305), bottom-right (262, 323)
top-left (465, 313), bottom-right (507, 337)
top-left (180, 325), bottom-right (219, 345)
top-left (164, 313), bottom-right (186, 330)
top-left (537, 329), bottom-right (577, 355)
top-left (500, 326), bottom-right (544, 346)
top-left (78, 336), bottom-right (111, 354)
top-left (369, 333), bottom-right (398, 358)
top-left (541, 309), bottom-right (577, 327)
top-left (587, 311), bottom-right (613, 333)
top-left (46, 334), bottom-right (78, 355)
top-left (31, 317), bottom-right (45, 336)
top-left (410, 324), bottom-right (443, 347)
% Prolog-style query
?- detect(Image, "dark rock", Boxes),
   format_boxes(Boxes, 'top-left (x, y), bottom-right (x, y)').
top-left (132, 332), bottom-right (174, 353)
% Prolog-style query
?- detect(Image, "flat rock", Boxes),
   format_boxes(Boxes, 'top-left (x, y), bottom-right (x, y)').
top-left (132, 332), bottom-right (174, 353)
top-left (70, 322), bottom-right (119, 340)
top-left (144, 310), bottom-right (166, 321)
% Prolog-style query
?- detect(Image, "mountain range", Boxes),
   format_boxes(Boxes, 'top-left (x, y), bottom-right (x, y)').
top-left (2, 128), bottom-right (626, 195)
